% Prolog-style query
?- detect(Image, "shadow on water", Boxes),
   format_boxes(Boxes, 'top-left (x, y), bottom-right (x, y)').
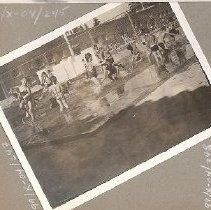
top-left (7, 57), bottom-right (198, 148)
top-left (23, 85), bottom-right (211, 208)
top-left (24, 58), bottom-right (199, 149)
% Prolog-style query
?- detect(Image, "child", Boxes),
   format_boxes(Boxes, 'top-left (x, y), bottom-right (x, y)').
top-left (102, 58), bottom-right (120, 81)
top-left (148, 33), bottom-right (163, 66)
top-left (127, 43), bottom-right (134, 55)
top-left (140, 33), bottom-right (151, 63)
top-left (39, 71), bottom-right (58, 109)
top-left (18, 77), bottom-right (35, 122)
top-left (103, 46), bottom-right (125, 75)
top-left (84, 53), bottom-right (101, 86)
top-left (49, 76), bottom-right (69, 112)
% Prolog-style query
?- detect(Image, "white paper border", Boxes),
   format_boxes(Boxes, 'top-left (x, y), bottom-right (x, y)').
top-left (0, 3), bottom-right (122, 66)
top-left (1, 2), bottom-right (211, 210)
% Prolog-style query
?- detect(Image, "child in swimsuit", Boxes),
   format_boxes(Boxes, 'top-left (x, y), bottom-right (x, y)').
top-left (148, 34), bottom-right (163, 66)
top-left (84, 53), bottom-right (101, 86)
top-left (18, 77), bottom-right (35, 122)
top-left (102, 58), bottom-right (120, 81)
top-left (49, 76), bottom-right (69, 113)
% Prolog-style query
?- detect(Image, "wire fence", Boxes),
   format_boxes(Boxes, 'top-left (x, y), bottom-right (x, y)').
top-left (0, 3), bottom-right (177, 95)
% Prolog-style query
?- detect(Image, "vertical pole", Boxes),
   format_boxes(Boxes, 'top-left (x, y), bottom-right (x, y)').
top-left (63, 33), bottom-right (75, 56)
top-left (63, 33), bottom-right (77, 78)
top-left (88, 29), bottom-right (95, 45)
top-left (43, 53), bottom-right (49, 66)
top-left (141, 2), bottom-right (145, 10)
top-left (127, 11), bottom-right (138, 38)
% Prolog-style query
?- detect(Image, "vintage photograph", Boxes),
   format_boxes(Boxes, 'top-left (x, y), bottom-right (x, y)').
top-left (1, 2), bottom-right (211, 209)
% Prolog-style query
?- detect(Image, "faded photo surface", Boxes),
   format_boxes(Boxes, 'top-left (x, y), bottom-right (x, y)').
top-left (0, 2), bottom-right (211, 208)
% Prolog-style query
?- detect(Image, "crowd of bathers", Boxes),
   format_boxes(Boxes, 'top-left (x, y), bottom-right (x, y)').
top-left (10, 16), bottom-right (187, 125)
top-left (81, 18), bottom-right (186, 88)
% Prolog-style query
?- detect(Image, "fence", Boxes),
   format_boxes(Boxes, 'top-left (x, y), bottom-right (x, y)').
top-left (0, 3), bottom-right (176, 98)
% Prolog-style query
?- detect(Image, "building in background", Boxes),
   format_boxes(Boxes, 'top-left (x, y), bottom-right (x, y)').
top-left (0, 2), bottom-right (174, 101)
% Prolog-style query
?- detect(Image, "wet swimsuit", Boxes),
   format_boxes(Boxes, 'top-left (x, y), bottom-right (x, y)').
top-left (151, 45), bottom-right (159, 52)
top-left (149, 35), bottom-right (159, 52)
top-left (127, 44), bottom-right (134, 54)
top-left (19, 86), bottom-right (33, 111)
top-left (158, 42), bottom-right (165, 50)
top-left (106, 57), bottom-right (114, 65)
top-left (86, 62), bottom-right (98, 78)
top-left (169, 28), bottom-right (179, 35)
top-left (105, 63), bottom-right (117, 81)
top-left (19, 87), bottom-right (31, 101)
top-left (42, 77), bottom-right (52, 88)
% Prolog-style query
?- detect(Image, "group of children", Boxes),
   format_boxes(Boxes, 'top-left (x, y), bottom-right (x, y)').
top-left (40, 69), bottom-right (69, 113)
top-left (83, 21), bottom-right (184, 89)
top-left (16, 68), bottom-right (70, 124)
top-left (83, 45), bottom-right (125, 88)
top-left (139, 22), bottom-right (185, 68)
top-left (16, 19), bottom-right (186, 124)
top-left (120, 17), bottom-right (186, 74)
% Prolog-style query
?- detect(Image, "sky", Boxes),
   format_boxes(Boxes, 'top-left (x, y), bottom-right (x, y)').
top-left (86, 3), bottom-right (129, 28)
top-left (0, 3), bottom-right (130, 57)
top-left (0, 3), bottom-right (103, 56)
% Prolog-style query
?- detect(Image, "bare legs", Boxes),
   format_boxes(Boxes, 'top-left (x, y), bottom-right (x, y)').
top-left (91, 77), bottom-right (101, 86)
top-left (152, 50), bottom-right (163, 66)
top-left (57, 98), bottom-right (69, 113)
top-left (27, 100), bottom-right (35, 122)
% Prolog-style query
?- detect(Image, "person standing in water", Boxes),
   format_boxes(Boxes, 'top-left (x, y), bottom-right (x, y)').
top-left (84, 52), bottom-right (101, 86)
top-left (18, 77), bottom-right (35, 122)
top-left (147, 33), bottom-right (163, 66)
top-left (40, 71), bottom-right (52, 89)
top-left (48, 76), bottom-right (69, 113)
top-left (40, 71), bottom-right (59, 109)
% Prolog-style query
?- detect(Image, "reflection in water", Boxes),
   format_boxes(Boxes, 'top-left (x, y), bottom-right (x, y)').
top-left (116, 85), bottom-right (125, 97)
top-left (63, 112), bottom-right (73, 125)
top-left (100, 97), bottom-right (110, 107)
top-left (103, 84), bottom-right (125, 106)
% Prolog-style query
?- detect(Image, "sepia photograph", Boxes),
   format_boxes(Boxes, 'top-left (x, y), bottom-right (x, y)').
top-left (1, 2), bottom-right (211, 209)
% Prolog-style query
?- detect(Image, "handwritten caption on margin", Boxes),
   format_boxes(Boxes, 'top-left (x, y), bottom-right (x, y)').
top-left (0, 6), bottom-right (70, 25)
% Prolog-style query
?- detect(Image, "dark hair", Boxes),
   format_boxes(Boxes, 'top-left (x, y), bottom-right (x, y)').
top-left (168, 16), bottom-right (174, 22)
top-left (50, 75), bottom-right (57, 84)
top-left (41, 72), bottom-right (48, 77)
top-left (93, 44), bottom-right (98, 49)
top-left (84, 53), bottom-right (92, 62)
top-left (161, 26), bottom-right (166, 31)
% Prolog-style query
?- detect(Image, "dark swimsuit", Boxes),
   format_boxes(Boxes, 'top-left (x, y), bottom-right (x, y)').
top-left (90, 66), bottom-right (98, 78)
top-left (151, 45), bottom-right (159, 52)
top-left (86, 63), bottom-right (98, 78)
top-left (105, 63), bottom-right (117, 81)
top-left (19, 89), bottom-right (32, 111)
top-left (20, 90), bottom-right (31, 101)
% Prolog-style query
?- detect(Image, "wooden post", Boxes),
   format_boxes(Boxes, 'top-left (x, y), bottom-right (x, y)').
top-left (88, 29), bottom-right (95, 45)
top-left (142, 2), bottom-right (145, 10)
top-left (63, 33), bottom-right (77, 78)
top-left (63, 33), bottom-right (75, 56)
top-left (43, 53), bottom-right (49, 66)
top-left (127, 11), bottom-right (138, 38)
